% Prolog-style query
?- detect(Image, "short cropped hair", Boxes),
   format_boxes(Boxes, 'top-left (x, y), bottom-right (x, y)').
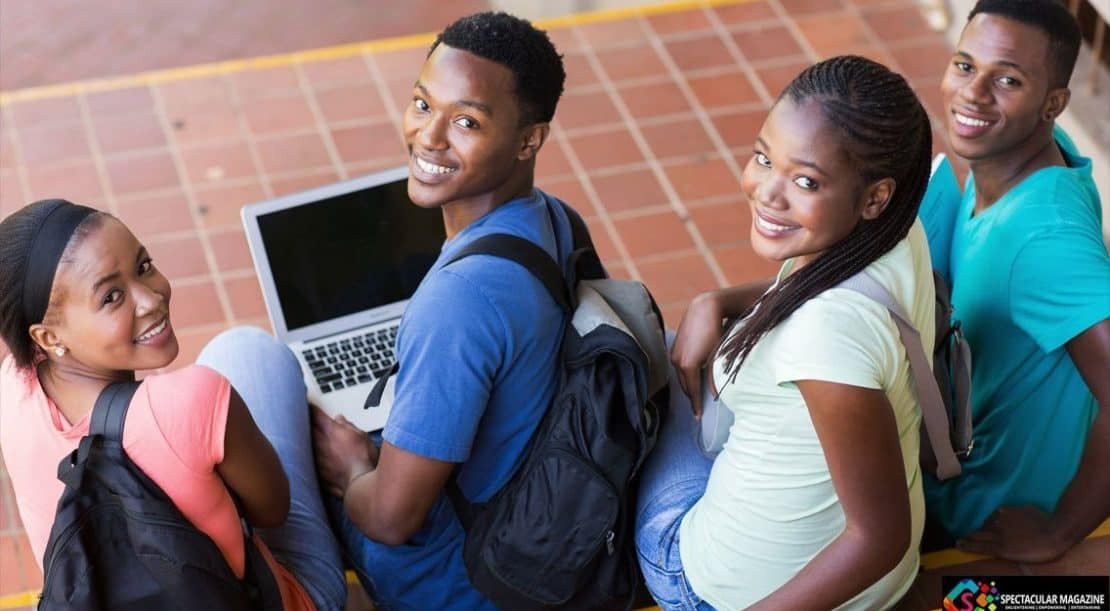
top-left (969, 0), bottom-right (1081, 88)
top-left (430, 12), bottom-right (566, 125)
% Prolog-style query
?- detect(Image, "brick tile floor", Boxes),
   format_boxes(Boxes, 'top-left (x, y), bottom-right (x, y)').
top-left (1, 1), bottom-right (1106, 609)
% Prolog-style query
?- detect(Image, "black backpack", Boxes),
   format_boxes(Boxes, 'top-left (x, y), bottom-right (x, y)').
top-left (39, 381), bottom-right (283, 611)
top-left (444, 202), bottom-right (669, 610)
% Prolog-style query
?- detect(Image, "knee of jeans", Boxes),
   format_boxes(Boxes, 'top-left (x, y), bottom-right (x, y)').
top-left (199, 326), bottom-right (300, 375)
top-left (640, 568), bottom-right (688, 610)
top-left (635, 478), bottom-right (701, 569)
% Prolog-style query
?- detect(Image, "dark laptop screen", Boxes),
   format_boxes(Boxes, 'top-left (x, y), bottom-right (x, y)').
top-left (256, 179), bottom-right (446, 331)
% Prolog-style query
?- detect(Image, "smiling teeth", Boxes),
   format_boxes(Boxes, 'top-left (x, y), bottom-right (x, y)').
top-left (954, 113), bottom-right (992, 128)
top-left (415, 157), bottom-right (455, 175)
top-left (756, 215), bottom-right (794, 233)
top-left (136, 318), bottom-right (166, 342)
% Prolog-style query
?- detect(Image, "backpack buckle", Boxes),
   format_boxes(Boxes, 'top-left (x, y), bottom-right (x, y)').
top-left (956, 438), bottom-right (974, 459)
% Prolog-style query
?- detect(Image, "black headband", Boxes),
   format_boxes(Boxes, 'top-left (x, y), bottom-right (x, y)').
top-left (22, 200), bottom-right (97, 325)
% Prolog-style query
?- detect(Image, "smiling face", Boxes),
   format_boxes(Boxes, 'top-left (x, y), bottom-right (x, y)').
top-left (35, 217), bottom-right (178, 375)
top-left (941, 14), bottom-right (1064, 166)
top-left (741, 97), bottom-right (890, 271)
top-left (402, 44), bottom-right (544, 220)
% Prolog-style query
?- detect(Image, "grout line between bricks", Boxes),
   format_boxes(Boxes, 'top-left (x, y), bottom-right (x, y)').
top-left (2, 105), bottom-right (33, 206)
top-left (577, 17), bottom-right (730, 288)
top-left (765, 0), bottom-right (823, 62)
top-left (149, 83), bottom-right (236, 326)
top-left (292, 63), bottom-right (348, 181)
top-left (359, 53), bottom-right (408, 167)
top-left (75, 93), bottom-right (120, 216)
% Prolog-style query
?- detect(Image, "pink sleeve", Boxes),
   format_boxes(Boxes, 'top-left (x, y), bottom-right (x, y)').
top-left (139, 365), bottom-right (231, 473)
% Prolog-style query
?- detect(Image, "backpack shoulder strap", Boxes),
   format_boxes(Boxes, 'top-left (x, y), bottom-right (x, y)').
top-left (837, 272), bottom-right (962, 480)
top-left (555, 200), bottom-right (606, 282)
top-left (58, 380), bottom-right (142, 487)
top-left (442, 235), bottom-right (570, 530)
top-left (446, 233), bottom-right (571, 313)
top-left (89, 381), bottom-right (142, 442)
top-left (365, 216), bottom-right (584, 410)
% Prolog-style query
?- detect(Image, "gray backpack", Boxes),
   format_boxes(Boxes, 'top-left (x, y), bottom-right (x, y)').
top-left (839, 270), bottom-right (973, 480)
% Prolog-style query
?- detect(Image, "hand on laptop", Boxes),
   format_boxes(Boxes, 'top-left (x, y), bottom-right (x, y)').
top-left (311, 404), bottom-right (379, 499)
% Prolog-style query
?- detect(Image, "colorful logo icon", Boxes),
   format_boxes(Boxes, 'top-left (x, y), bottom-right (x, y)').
top-left (943, 579), bottom-right (1000, 611)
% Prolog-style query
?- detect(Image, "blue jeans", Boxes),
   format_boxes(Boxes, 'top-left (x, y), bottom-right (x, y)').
top-left (198, 327), bottom-right (347, 611)
top-left (635, 364), bottom-right (716, 611)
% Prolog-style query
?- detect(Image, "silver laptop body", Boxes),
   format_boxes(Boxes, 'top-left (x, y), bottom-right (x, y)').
top-left (241, 166), bottom-right (445, 431)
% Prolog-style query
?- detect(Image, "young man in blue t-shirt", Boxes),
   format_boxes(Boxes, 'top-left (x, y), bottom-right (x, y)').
top-left (311, 13), bottom-right (579, 609)
top-left (919, 0), bottom-right (1110, 563)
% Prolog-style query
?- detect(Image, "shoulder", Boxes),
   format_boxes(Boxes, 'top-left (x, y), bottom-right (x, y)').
top-left (0, 356), bottom-right (40, 427)
top-left (0, 356), bottom-right (44, 426)
top-left (138, 365), bottom-right (232, 422)
top-left (785, 288), bottom-right (894, 345)
top-left (409, 263), bottom-right (509, 324)
top-left (767, 291), bottom-right (895, 389)
top-left (141, 364), bottom-right (230, 398)
top-left (0, 356), bottom-right (35, 402)
top-left (132, 365), bottom-right (232, 472)
top-left (1002, 165), bottom-right (1101, 234)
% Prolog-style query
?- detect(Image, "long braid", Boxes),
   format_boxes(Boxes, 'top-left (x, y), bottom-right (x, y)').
top-left (718, 55), bottom-right (933, 383)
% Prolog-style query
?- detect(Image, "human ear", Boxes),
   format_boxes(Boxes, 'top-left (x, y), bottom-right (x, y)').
top-left (28, 323), bottom-right (62, 357)
top-left (517, 123), bottom-right (550, 161)
top-left (861, 177), bottom-right (896, 221)
top-left (1041, 87), bottom-right (1070, 122)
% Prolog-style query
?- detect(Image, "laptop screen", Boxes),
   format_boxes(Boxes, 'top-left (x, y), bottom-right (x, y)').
top-left (255, 178), bottom-right (446, 331)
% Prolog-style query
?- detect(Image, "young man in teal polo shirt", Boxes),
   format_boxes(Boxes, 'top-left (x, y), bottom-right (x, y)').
top-left (919, 0), bottom-right (1110, 562)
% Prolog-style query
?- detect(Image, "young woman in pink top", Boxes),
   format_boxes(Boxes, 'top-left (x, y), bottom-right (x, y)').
top-left (0, 199), bottom-right (346, 610)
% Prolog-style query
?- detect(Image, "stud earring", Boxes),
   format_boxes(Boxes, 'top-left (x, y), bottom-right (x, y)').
top-left (54, 345), bottom-right (67, 357)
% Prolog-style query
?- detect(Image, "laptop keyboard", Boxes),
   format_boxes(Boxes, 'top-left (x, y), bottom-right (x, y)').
top-left (303, 326), bottom-right (398, 393)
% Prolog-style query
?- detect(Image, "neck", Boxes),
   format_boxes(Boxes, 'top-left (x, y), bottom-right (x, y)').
top-left (37, 361), bottom-right (134, 425)
top-left (970, 127), bottom-right (1065, 213)
top-left (441, 171), bottom-right (535, 239)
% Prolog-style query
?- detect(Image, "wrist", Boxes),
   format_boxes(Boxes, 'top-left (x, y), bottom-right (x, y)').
top-left (1046, 518), bottom-right (1081, 557)
top-left (342, 466), bottom-right (374, 501)
top-left (692, 290), bottom-right (725, 318)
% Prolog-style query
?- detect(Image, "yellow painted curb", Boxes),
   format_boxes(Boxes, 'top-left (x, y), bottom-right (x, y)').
top-left (0, 0), bottom-right (755, 107)
top-left (0, 590), bottom-right (36, 609)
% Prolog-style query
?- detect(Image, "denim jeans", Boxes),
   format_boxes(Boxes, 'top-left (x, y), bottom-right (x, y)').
top-left (198, 326), bottom-right (347, 611)
top-left (635, 361), bottom-right (716, 611)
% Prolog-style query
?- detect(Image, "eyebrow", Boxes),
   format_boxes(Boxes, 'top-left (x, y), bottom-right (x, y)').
top-left (755, 136), bottom-right (829, 176)
top-left (953, 50), bottom-right (1029, 76)
top-left (415, 82), bottom-right (494, 116)
top-left (90, 246), bottom-right (147, 294)
top-left (91, 271), bottom-right (119, 294)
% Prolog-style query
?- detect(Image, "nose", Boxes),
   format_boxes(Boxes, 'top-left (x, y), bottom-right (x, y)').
top-left (133, 282), bottom-right (165, 318)
top-left (752, 173), bottom-right (786, 210)
top-left (959, 73), bottom-right (992, 106)
top-left (413, 111), bottom-right (448, 151)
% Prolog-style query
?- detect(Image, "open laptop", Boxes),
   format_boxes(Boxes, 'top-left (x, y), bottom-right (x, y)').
top-left (241, 166), bottom-right (446, 431)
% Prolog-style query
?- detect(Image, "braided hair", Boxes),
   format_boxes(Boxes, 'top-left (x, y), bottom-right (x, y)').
top-left (717, 55), bottom-right (932, 383)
